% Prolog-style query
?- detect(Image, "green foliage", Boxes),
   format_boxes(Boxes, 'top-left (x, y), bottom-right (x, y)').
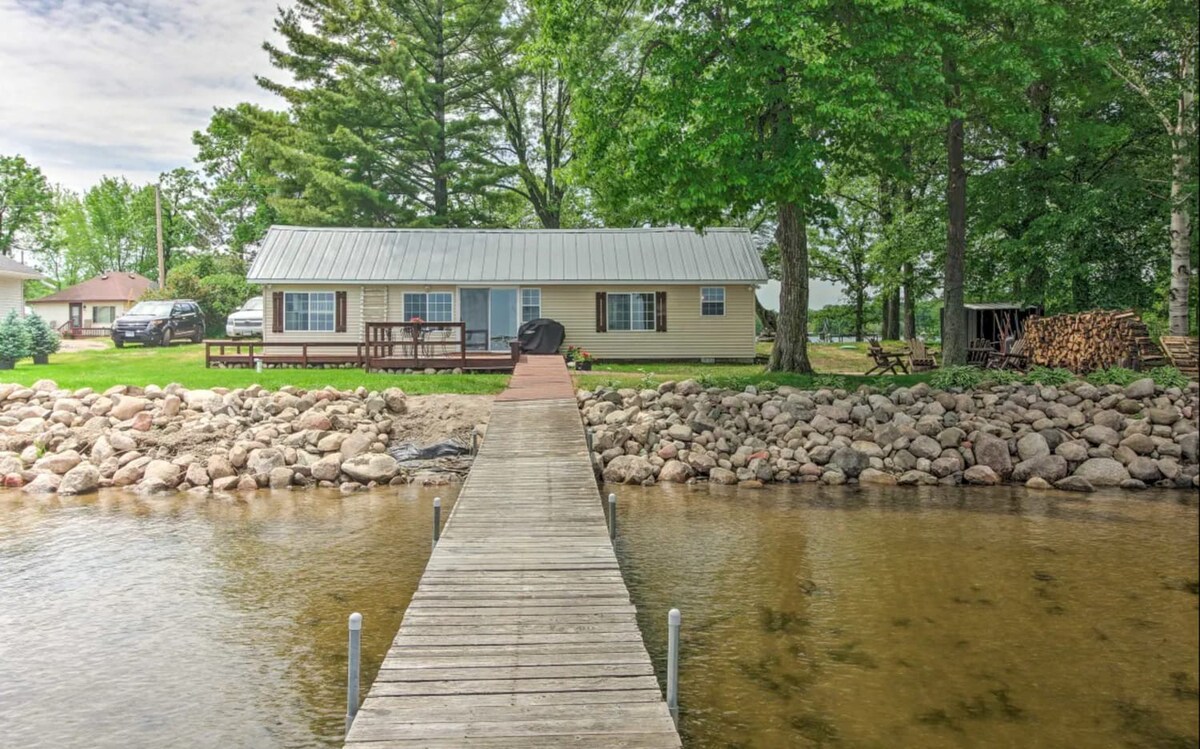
top-left (1086, 367), bottom-right (1141, 387)
top-left (0, 311), bottom-right (32, 361)
top-left (24, 313), bottom-right (61, 357)
top-left (145, 254), bottom-right (258, 335)
top-left (1025, 367), bottom-right (1076, 386)
top-left (931, 365), bottom-right (986, 390)
top-left (979, 369), bottom-right (1024, 386)
top-left (812, 375), bottom-right (849, 392)
top-left (1149, 367), bottom-right (1190, 390)
top-left (0, 154), bottom-right (53, 257)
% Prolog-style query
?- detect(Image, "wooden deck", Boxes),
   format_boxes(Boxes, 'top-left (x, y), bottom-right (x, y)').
top-left (345, 356), bottom-right (681, 748)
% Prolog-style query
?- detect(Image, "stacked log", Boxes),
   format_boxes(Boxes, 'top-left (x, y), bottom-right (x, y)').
top-left (1024, 309), bottom-right (1165, 373)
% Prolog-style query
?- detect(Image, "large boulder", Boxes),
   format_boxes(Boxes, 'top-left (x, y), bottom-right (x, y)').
top-left (1081, 425), bottom-right (1121, 447)
top-left (340, 453), bottom-right (399, 483)
top-left (1016, 432), bottom-right (1050, 461)
top-left (34, 449), bottom-right (82, 475)
top-left (1123, 378), bottom-right (1156, 399)
top-left (139, 460), bottom-right (183, 492)
top-left (963, 465), bottom-right (999, 485)
top-left (247, 448), bottom-right (286, 476)
top-left (658, 460), bottom-right (693, 483)
top-left (382, 387), bottom-right (407, 414)
top-left (972, 433), bottom-right (1013, 480)
top-left (59, 463), bottom-right (101, 495)
top-left (708, 467), bottom-right (738, 485)
top-left (339, 432), bottom-right (374, 461)
top-left (1073, 458), bottom-right (1130, 487)
top-left (602, 455), bottom-right (655, 484)
top-left (183, 389), bottom-right (222, 411)
top-left (1126, 456), bottom-right (1163, 482)
top-left (1012, 455), bottom-right (1069, 483)
top-left (110, 396), bottom-right (149, 421)
top-left (909, 436), bottom-right (942, 460)
top-left (311, 453), bottom-right (343, 482)
top-left (829, 447), bottom-right (869, 478)
top-left (859, 468), bottom-right (898, 486)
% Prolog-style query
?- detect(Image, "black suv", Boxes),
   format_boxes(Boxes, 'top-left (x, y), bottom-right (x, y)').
top-left (111, 300), bottom-right (206, 347)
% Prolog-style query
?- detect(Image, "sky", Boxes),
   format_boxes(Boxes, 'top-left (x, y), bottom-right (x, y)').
top-left (0, 0), bottom-right (280, 192)
top-left (0, 0), bottom-right (843, 309)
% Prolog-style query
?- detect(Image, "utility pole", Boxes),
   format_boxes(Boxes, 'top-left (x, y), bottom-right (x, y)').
top-left (155, 183), bottom-right (166, 288)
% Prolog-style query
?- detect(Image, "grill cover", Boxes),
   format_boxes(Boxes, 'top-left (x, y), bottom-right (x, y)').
top-left (518, 318), bottom-right (565, 354)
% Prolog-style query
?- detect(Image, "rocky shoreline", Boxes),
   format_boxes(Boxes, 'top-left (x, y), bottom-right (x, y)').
top-left (0, 381), bottom-right (490, 496)
top-left (580, 378), bottom-right (1200, 492)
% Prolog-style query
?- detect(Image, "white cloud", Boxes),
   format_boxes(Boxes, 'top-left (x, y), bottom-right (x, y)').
top-left (0, 0), bottom-right (282, 191)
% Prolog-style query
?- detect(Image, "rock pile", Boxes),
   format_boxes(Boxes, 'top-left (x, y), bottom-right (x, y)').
top-left (0, 380), bottom-right (487, 496)
top-left (579, 377), bottom-right (1200, 493)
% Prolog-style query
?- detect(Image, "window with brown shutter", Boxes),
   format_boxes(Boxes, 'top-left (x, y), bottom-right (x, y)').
top-left (595, 292), bottom-right (607, 332)
top-left (335, 291), bottom-right (347, 332)
top-left (271, 292), bottom-right (284, 333)
top-left (655, 291), bottom-right (667, 332)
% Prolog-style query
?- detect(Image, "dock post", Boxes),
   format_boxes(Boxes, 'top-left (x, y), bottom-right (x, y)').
top-left (667, 608), bottom-right (681, 724)
top-left (432, 497), bottom-right (442, 548)
top-left (346, 612), bottom-right (362, 736)
top-left (607, 493), bottom-right (616, 540)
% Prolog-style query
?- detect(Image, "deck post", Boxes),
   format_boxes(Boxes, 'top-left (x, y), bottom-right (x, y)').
top-left (608, 493), bottom-right (617, 540)
top-left (346, 612), bottom-right (362, 736)
top-left (432, 497), bottom-right (442, 548)
top-left (667, 608), bottom-right (681, 724)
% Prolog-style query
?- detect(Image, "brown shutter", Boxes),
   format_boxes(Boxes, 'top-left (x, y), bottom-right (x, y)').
top-left (655, 291), bottom-right (667, 332)
top-left (335, 291), bottom-right (348, 333)
top-left (595, 292), bottom-right (607, 332)
top-left (271, 292), bottom-right (284, 333)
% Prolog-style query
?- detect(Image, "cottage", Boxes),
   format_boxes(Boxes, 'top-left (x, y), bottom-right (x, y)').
top-left (0, 256), bottom-right (43, 318)
top-left (245, 227), bottom-right (767, 364)
top-left (28, 271), bottom-right (155, 336)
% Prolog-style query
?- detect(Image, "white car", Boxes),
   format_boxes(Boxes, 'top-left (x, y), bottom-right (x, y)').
top-left (226, 297), bottom-right (263, 338)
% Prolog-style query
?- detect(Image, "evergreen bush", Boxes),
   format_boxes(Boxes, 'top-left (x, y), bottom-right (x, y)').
top-left (24, 312), bottom-right (61, 363)
top-left (0, 310), bottom-right (32, 366)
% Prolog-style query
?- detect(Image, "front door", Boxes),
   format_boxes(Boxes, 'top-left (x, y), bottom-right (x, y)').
top-left (69, 302), bottom-right (83, 330)
top-left (459, 288), bottom-right (519, 352)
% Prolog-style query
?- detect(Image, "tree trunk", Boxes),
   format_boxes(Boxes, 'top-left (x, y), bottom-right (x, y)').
top-left (855, 290), bottom-right (866, 342)
top-left (432, 0), bottom-right (449, 222)
top-left (881, 293), bottom-right (893, 341)
top-left (942, 56), bottom-right (967, 366)
top-left (767, 201), bottom-right (813, 373)
top-left (755, 296), bottom-right (778, 335)
top-left (887, 291), bottom-right (901, 339)
top-left (1168, 48), bottom-right (1195, 334)
top-left (902, 262), bottom-right (916, 340)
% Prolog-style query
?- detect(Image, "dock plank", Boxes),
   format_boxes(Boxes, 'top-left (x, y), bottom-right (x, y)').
top-left (344, 356), bottom-right (680, 748)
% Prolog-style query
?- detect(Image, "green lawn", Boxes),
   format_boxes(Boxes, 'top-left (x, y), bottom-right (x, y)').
top-left (573, 342), bottom-right (931, 391)
top-left (0, 342), bottom-right (509, 395)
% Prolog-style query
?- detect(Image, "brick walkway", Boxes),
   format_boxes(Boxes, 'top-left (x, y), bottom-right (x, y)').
top-left (495, 355), bottom-right (578, 402)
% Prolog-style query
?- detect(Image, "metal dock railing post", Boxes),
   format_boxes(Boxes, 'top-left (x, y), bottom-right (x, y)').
top-left (608, 493), bottom-right (617, 540)
top-left (667, 608), bottom-right (681, 725)
top-left (346, 612), bottom-right (362, 736)
top-left (432, 497), bottom-right (442, 549)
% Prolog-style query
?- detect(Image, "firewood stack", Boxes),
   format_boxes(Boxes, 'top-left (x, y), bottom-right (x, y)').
top-left (1024, 309), bottom-right (1166, 373)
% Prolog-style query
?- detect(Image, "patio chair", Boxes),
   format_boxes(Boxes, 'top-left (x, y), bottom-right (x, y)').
top-left (967, 338), bottom-right (995, 366)
top-left (865, 338), bottom-right (908, 375)
top-left (986, 337), bottom-right (1030, 371)
top-left (906, 338), bottom-right (939, 372)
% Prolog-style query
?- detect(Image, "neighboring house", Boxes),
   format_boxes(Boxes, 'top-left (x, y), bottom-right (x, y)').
top-left (28, 272), bottom-right (155, 335)
top-left (247, 226), bottom-right (768, 361)
top-left (0, 256), bottom-right (43, 319)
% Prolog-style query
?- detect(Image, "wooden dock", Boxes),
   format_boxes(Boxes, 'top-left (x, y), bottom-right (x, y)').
top-left (344, 356), bottom-right (681, 748)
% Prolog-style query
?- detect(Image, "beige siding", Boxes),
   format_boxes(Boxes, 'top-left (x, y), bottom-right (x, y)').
top-left (0, 277), bottom-right (24, 320)
top-left (263, 283), bottom-right (757, 360)
top-left (262, 285), bottom-right (363, 355)
top-left (27, 298), bottom-right (133, 330)
top-left (542, 284), bottom-right (757, 360)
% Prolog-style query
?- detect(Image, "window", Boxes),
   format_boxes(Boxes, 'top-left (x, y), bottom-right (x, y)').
top-left (607, 292), bottom-right (656, 331)
top-left (284, 292), bottom-right (335, 332)
top-left (701, 287), bottom-right (726, 316)
top-left (402, 292), bottom-right (453, 322)
top-left (521, 288), bottom-right (541, 323)
top-left (92, 306), bottom-right (116, 324)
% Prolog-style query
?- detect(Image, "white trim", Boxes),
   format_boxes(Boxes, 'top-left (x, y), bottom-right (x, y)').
top-left (606, 291), bottom-right (657, 333)
top-left (700, 286), bottom-right (726, 317)
top-left (282, 291), bottom-right (336, 332)
top-left (251, 278), bottom-right (766, 287)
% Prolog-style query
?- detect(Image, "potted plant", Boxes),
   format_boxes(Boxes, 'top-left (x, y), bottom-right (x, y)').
top-left (575, 349), bottom-right (594, 371)
top-left (0, 310), bottom-right (31, 370)
top-left (25, 312), bottom-right (61, 365)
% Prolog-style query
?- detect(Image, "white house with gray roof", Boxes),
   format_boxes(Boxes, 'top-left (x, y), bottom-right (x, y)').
top-left (0, 256), bottom-right (43, 320)
top-left (246, 226), bottom-right (768, 361)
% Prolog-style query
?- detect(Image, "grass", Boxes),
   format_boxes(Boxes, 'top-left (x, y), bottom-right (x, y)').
top-left (573, 341), bottom-right (931, 391)
top-left (1, 339), bottom-right (926, 396)
top-left (0, 342), bottom-right (510, 395)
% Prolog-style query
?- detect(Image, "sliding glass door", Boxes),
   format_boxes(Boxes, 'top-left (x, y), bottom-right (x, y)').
top-left (459, 288), bottom-right (519, 352)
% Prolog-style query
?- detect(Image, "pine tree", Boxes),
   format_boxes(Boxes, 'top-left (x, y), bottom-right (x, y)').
top-left (25, 312), bottom-right (61, 361)
top-left (0, 311), bottom-right (31, 364)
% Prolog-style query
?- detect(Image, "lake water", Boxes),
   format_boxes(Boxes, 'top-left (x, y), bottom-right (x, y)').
top-left (0, 484), bottom-right (1196, 748)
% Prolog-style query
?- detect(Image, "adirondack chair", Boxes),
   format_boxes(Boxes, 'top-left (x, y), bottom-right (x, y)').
top-left (967, 338), bottom-right (995, 366)
top-left (906, 338), bottom-right (939, 372)
top-left (866, 338), bottom-right (908, 375)
top-left (986, 337), bottom-right (1030, 371)
top-left (1160, 336), bottom-right (1199, 381)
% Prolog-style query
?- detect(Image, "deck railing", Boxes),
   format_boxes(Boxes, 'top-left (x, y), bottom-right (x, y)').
top-left (57, 321), bottom-right (111, 339)
top-left (364, 322), bottom-right (467, 368)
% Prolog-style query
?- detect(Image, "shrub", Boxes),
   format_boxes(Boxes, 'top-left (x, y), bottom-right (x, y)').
top-left (1086, 367), bottom-right (1140, 387)
top-left (812, 374), bottom-right (849, 391)
top-left (931, 365), bottom-right (985, 390)
top-left (146, 253), bottom-right (259, 336)
top-left (0, 310), bottom-right (31, 361)
top-left (1025, 366), bottom-right (1075, 386)
top-left (24, 312), bottom-right (61, 357)
top-left (979, 369), bottom-right (1023, 386)
top-left (1150, 366), bottom-right (1190, 390)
